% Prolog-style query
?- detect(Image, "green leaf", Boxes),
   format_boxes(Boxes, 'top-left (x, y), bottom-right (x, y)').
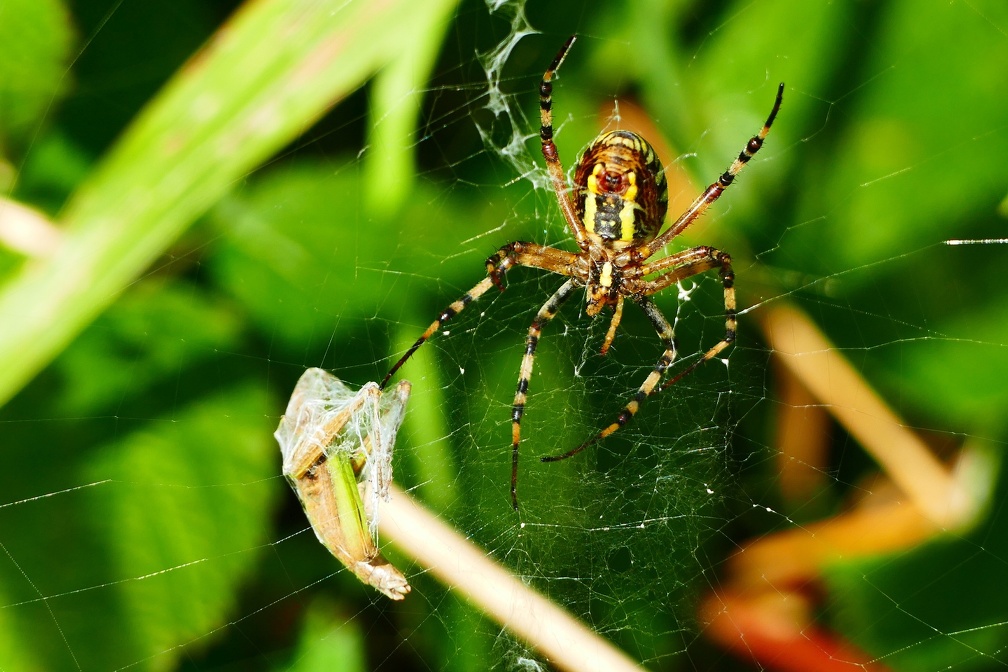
top-left (824, 449), bottom-right (1008, 672)
top-left (792, 1), bottom-right (1008, 275)
top-left (71, 384), bottom-right (278, 670)
top-left (282, 599), bottom-right (367, 672)
top-left (208, 163), bottom-right (508, 350)
top-left (0, 0), bottom-right (73, 155)
top-left (0, 0), bottom-right (445, 408)
top-left (55, 279), bottom-right (242, 415)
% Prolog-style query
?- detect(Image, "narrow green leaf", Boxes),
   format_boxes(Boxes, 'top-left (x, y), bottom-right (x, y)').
top-left (0, 0), bottom-right (437, 408)
top-left (0, 0), bottom-right (73, 154)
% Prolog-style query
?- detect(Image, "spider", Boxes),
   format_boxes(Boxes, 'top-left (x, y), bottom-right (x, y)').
top-left (381, 35), bottom-right (783, 510)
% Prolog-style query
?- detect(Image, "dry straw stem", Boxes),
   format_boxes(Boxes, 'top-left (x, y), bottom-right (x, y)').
top-left (380, 484), bottom-right (646, 672)
top-left (701, 304), bottom-right (987, 671)
top-left (760, 304), bottom-right (974, 528)
top-left (723, 303), bottom-right (989, 589)
top-left (0, 197), bottom-right (61, 257)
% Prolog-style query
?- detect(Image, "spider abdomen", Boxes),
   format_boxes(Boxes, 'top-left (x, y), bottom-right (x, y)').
top-left (573, 130), bottom-right (668, 247)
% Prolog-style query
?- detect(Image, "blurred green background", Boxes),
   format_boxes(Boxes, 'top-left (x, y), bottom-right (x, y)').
top-left (0, 0), bottom-right (1006, 669)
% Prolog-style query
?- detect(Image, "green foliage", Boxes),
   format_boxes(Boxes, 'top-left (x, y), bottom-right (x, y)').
top-left (0, 0), bottom-right (73, 158)
top-left (78, 386), bottom-right (277, 670)
top-left (286, 600), bottom-right (367, 672)
top-left (824, 452), bottom-right (1007, 672)
top-left (0, 0), bottom-right (1007, 670)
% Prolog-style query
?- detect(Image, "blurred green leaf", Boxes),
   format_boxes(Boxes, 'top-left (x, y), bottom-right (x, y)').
top-left (12, 131), bottom-right (92, 213)
top-left (0, 383), bottom-right (276, 670)
top-left (879, 288), bottom-right (1008, 431)
top-left (792, 1), bottom-right (1008, 274)
top-left (824, 449), bottom-right (1007, 672)
top-left (0, 0), bottom-right (441, 409)
top-left (283, 599), bottom-right (367, 672)
top-left (0, 596), bottom-right (43, 670)
top-left (208, 163), bottom-right (511, 350)
top-left (56, 279), bottom-right (242, 414)
top-left (685, 0), bottom-right (853, 243)
top-left (0, 0), bottom-right (73, 155)
top-left (76, 384), bottom-right (277, 670)
top-left (363, 0), bottom-right (457, 215)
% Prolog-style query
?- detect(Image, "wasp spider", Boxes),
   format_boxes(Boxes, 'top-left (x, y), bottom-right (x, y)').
top-left (382, 36), bottom-right (783, 510)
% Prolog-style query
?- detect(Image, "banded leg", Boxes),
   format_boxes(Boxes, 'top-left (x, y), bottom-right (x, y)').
top-left (540, 35), bottom-right (588, 249)
top-left (541, 296), bottom-right (677, 463)
top-left (511, 279), bottom-right (578, 510)
top-left (380, 242), bottom-right (579, 389)
top-left (639, 246), bottom-right (736, 392)
top-left (600, 295), bottom-right (624, 356)
top-left (380, 275), bottom-right (496, 389)
top-left (634, 83), bottom-right (784, 261)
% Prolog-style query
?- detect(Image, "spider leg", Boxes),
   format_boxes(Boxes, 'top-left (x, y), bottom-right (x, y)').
top-left (380, 243), bottom-right (580, 389)
top-left (638, 246), bottom-right (736, 392)
top-left (541, 296), bottom-right (676, 463)
top-left (635, 83), bottom-right (783, 261)
top-left (380, 275), bottom-right (496, 389)
top-left (600, 295), bottom-right (624, 355)
top-left (540, 35), bottom-right (589, 249)
top-left (510, 278), bottom-right (578, 510)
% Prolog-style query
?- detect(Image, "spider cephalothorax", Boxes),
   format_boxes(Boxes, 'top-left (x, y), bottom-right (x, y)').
top-left (382, 35), bottom-right (783, 510)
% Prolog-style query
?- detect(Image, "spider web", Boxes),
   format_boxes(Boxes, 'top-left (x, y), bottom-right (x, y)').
top-left (1, 0), bottom-right (1008, 670)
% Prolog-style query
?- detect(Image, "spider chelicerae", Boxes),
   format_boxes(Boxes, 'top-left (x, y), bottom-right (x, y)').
top-left (382, 35), bottom-right (783, 510)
